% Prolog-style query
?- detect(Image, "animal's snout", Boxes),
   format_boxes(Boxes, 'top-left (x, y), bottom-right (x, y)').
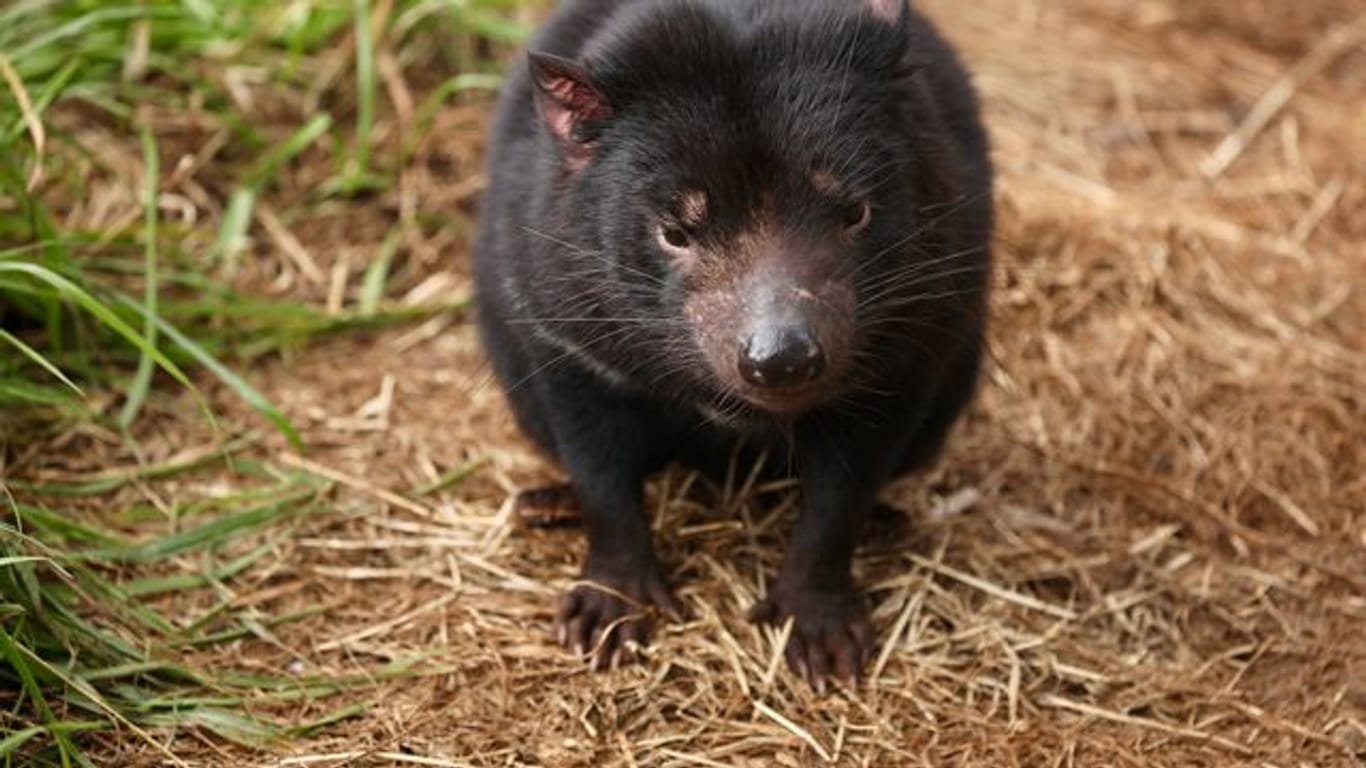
top-left (684, 240), bottom-right (856, 414)
top-left (737, 325), bottom-right (826, 390)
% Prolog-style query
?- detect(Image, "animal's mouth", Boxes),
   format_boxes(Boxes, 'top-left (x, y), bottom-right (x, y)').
top-left (729, 379), bottom-right (835, 416)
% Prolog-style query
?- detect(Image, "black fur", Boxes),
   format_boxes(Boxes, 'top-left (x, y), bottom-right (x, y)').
top-left (473, 0), bottom-right (992, 687)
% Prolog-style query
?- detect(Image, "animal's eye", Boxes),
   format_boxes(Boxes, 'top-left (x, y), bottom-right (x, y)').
top-left (842, 200), bottom-right (872, 233)
top-left (659, 225), bottom-right (692, 250)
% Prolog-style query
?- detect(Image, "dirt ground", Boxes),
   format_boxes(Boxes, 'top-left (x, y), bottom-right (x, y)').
top-left (33, 0), bottom-right (1366, 764)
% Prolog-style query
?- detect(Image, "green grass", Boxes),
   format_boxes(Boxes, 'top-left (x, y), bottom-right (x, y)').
top-left (0, 0), bottom-right (525, 763)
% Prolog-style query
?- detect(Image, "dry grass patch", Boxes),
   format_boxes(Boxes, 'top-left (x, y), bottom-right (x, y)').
top-left (6, 0), bottom-right (1364, 765)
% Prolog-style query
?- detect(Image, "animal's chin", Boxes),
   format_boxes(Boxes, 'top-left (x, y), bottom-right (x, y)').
top-left (728, 381), bottom-right (836, 417)
top-left (695, 360), bottom-right (845, 418)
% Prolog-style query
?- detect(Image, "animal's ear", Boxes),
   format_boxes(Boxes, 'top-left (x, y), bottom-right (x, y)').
top-left (863, 0), bottom-right (914, 73)
top-left (528, 52), bottom-right (611, 166)
top-left (865, 0), bottom-right (908, 26)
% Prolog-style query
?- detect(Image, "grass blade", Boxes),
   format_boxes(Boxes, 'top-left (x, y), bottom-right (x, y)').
top-left (211, 186), bottom-right (255, 276)
top-left (0, 328), bottom-right (83, 396)
top-left (359, 227), bottom-right (403, 315)
top-left (247, 115), bottom-right (334, 189)
top-left (0, 626), bottom-right (83, 766)
top-left (118, 296), bottom-right (303, 450)
top-left (117, 127), bottom-right (160, 429)
top-left (0, 725), bottom-right (46, 757)
top-left (349, 0), bottom-right (376, 183)
top-left (79, 487), bottom-right (318, 563)
top-left (0, 262), bottom-right (196, 393)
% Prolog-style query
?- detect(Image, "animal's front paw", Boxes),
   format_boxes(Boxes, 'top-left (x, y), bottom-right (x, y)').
top-left (750, 584), bottom-right (875, 693)
top-left (514, 483), bottom-right (582, 529)
top-left (555, 559), bottom-right (679, 671)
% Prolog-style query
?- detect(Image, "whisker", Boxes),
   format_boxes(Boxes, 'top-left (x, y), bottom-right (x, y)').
top-left (857, 261), bottom-right (987, 307)
top-left (501, 322), bottom-right (652, 396)
top-left (521, 225), bottom-right (666, 288)
top-left (864, 190), bottom-right (993, 268)
top-left (861, 284), bottom-right (986, 312)
top-left (856, 244), bottom-right (986, 289)
top-left (508, 317), bottom-right (689, 326)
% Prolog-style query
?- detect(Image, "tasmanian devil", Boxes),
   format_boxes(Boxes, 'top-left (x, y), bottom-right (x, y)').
top-left (472, 0), bottom-right (993, 689)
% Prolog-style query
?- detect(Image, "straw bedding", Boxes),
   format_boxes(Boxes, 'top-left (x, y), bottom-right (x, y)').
top-left (28, 0), bottom-right (1366, 764)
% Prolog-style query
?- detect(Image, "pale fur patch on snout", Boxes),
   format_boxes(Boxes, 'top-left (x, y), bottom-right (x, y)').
top-left (682, 222), bottom-right (858, 414)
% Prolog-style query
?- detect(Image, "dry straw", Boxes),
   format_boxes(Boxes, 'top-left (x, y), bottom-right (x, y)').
top-left (17, 0), bottom-right (1366, 764)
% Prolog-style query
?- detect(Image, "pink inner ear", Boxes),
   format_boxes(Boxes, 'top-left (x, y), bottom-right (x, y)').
top-left (532, 61), bottom-right (611, 147)
top-left (541, 75), bottom-right (609, 122)
top-left (867, 0), bottom-right (905, 23)
top-left (540, 99), bottom-right (578, 146)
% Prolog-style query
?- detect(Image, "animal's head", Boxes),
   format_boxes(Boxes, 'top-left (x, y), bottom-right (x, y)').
top-left (528, 0), bottom-right (980, 416)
